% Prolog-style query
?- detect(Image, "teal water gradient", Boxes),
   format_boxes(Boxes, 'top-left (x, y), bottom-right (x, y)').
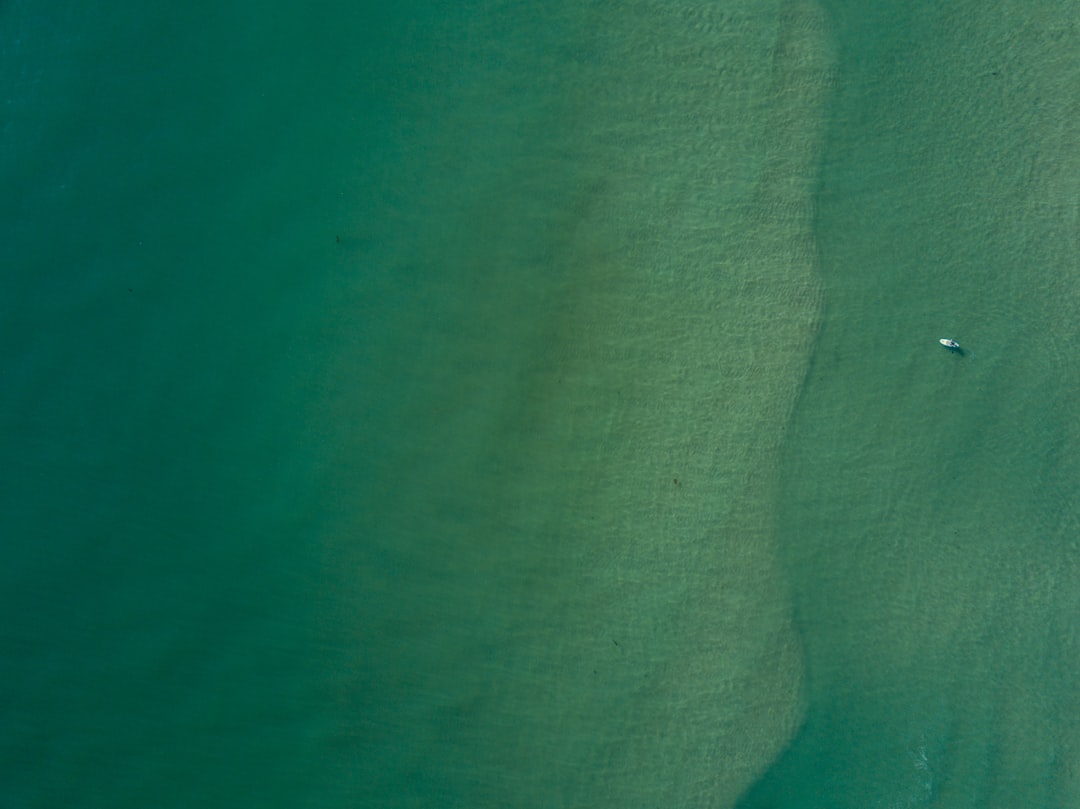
top-left (3, 1), bottom-right (1079, 807)
top-left (4, 2), bottom-right (818, 805)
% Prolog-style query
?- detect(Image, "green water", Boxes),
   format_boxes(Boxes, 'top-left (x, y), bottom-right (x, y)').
top-left (2, 0), bottom-right (1078, 807)
top-left (740, 1), bottom-right (1080, 807)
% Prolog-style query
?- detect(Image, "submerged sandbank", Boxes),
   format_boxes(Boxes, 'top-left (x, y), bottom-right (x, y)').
top-left (326, 2), bottom-right (835, 805)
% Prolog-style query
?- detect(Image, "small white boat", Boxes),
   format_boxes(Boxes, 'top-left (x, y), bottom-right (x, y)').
top-left (939, 338), bottom-right (960, 349)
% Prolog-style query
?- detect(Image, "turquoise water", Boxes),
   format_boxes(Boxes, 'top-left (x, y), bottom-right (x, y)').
top-left (2, 1), bottom-right (1078, 807)
top-left (741, 2), bottom-right (1080, 807)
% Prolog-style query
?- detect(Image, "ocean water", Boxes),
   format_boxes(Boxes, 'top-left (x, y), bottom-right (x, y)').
top-left (739, 1), bottom-right (1080, 807)
top-left (2, 1), bottom-right (1078, 808)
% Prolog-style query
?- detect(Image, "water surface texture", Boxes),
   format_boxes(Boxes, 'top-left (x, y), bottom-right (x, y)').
top-left (740, 1), bottom-right (1080, 807)
top-left (2, 1), bottom-right (1078, 807)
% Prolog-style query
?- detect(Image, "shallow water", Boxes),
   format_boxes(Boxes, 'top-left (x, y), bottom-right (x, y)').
top-left (2, 0), bottom-right (1078, 807)
top-left (739, 1), bottom-right (1080, 807)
